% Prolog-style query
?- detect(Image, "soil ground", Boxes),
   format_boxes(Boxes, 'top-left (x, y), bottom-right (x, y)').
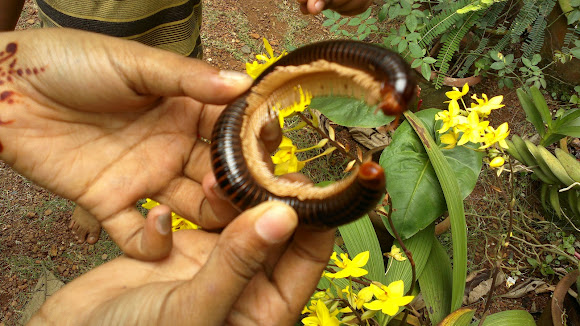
top-left (1, 0), bottom-right (578, 325)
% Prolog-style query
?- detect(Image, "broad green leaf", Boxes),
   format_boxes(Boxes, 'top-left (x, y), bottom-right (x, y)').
top-left (339, 215), bottom-right (387, 284)
top-left (516, 88), bottom-right (545, 137)
top-left (403, 111), bottom-right (467, 312)
top-left (479, 310), bottom-right (535, 326)
top-left (310, 97), bottom-right (395, 128)
top-left (383, 224), bottom-right (434, 291)
top-left (419, 237), bottom-right (453, 325)
top-left (554, 108), bottom-right (580, 137)
top-left (379, 109), bottom-right (482, 239)
top-left (382, 224), bottom-right (435, 325)
top-left (440, 308), bottom-right (475, 326)
top-left (530, 86), bottom-right (552, 127)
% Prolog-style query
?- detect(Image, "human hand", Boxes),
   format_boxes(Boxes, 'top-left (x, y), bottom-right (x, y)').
top-left (28, 202), bottom-right (335, 326)
top-left (297, 0), bottom-right (373, 15)
top-left (0, 28), bottom-right (253, 260)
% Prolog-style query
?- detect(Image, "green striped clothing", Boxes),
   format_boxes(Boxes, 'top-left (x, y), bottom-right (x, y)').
top-left (34, 0), bottom-right (202, 58)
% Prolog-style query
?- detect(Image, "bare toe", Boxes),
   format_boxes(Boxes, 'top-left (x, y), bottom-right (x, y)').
top-left (70, 206), bottom-right (102, 244)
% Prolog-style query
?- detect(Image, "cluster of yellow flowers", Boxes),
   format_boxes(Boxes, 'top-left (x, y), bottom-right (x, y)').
top-left (246, 39), bottom-right (336, 176)
top-left (141, 199), bottom-right (198, 232)
top-left (301, 248), bottom-right (413, 325)
top-left (435, 83), bottom-right (510, 168)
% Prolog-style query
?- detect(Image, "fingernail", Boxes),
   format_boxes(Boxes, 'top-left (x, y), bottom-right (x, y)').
top-left (255, 205), bottom-right (297, 244)
top-left (219, 70), bottom-right (252, 83)
top-left (314, 1), bottom-right (325, 13)
top-left (156, 213), bottom-right (171, 235)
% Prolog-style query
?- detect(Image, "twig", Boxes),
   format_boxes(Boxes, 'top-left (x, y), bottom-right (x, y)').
top-left (296, 111), bottom-right (360, 164)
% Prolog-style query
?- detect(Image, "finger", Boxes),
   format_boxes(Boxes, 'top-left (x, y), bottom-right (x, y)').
top-left (271, 226), bottom-right (335, 312)
top-left (172, 202), bottom-right (298, 325)
top-left (200, 173), bottom-right (241, 228)
top-left (183, 141), bottom-right (213, 182)
top-left (116, 44), bottom-right (253, 105)
top-left (101, 205), bottom-right (173, 261)
top-left (305, 0), bottom-right (326, 14)
top-left (259, 118), bottom-right (283, 153)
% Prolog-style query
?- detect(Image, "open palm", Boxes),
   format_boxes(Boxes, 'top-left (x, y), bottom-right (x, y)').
top-left (0, 28), bottom-right (253, 259)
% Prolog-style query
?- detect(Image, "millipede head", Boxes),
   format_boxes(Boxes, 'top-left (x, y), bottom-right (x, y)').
top-left (357, 161), bottom-right (386, 191)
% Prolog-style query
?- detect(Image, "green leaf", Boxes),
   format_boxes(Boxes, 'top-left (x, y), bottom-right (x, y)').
top-left (554, 109), bottom-right (580, 137)
top-left (382, 224), bottom-right (435, 324)
top-left (480, 310), bottom-right (535, 325)
top-left (379, 109), bottom-right (482, 239)
top-left (419, 238), bottom-right (453, 325)
top-left (339, 215), bottom-right (386, 284)
top-left (421, 62), bottom-right (432, 80)
top-left (516, 88), bottom-right (545, 136)
top-left (403, 110), bottom-right (468, 312)
top-left (530, 86), bottom-right (552, 127)
top-left (383, 224), bottom-right (434, 288)
top-left (322, 20), bottom-right (335, 27)
top-left (310, 96), bottom-right (395, 128)
top-left (406, 14), bottom-right (418, 32)
top-left (389, 5), bottom-right (401, 18)
top-left (424, 56), bottom-right (437, 64)
top-left (571, 47), bottom-right (580, 59)
top-left (409, 42), bottom-right (424, 58)
top-left (490, 61), bottom-right (505, 70)
top-left (398, 40), bottom-right (408, 53)
top-left (411, 58), bottom-right (423, 69)
top-left (359, 7), bottom-right (372, 20)
top-left (489, 51), bottom-right (501, 61)
top-left (379, 5), bottom-right (388, 20)
top-left (521, 57), bottom-right (532, 67)
top-left (348, 17), bottom-right (361, 26)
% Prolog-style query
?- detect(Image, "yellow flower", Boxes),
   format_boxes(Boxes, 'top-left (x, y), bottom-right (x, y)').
top-left (245, 38), bottom-right (287, 79)
top-left (363, 281), bottom-right (414, 316)
top-left (276, 86), bottom-right (312, 128)
top-left (385, 245), bottom-right (406, 261)
top-left (489, 156), bottom-right (505, 168)
top-left (301, 300), bottom-right (340, 326)
top-left (271, 136), bottom-right (333, 176)
top-left (142, 199), bottom-right (199, 231)
top-left (325, 251), bottom-right (369, 279)
top-left (469, 94), bottom-right (504, 117)
top-left (440, 128), bottom-right (460, 149)
top-left (435, 99), bottom-right (467, 134)
top-left (479, 122), bottom-right (510, 149)
top-left (271, 136), bottom-right (305, 175)
top-left (342, 286), bottom-right (374, 310)
top-left (456, 111), bottom-right (489, 146)
top-left (445, 83), bottom-right (469, 100)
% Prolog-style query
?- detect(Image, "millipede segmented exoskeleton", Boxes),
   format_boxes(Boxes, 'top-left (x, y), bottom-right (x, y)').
top-left (211, 40), bottom-right (416, 228)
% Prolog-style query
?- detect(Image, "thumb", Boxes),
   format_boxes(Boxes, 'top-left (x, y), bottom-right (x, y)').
top-left (172, 202), bottom-right (298, 325)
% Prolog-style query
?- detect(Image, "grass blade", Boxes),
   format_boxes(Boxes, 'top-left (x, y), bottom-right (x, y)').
top-left (404, 111), bottom-right (467, 311)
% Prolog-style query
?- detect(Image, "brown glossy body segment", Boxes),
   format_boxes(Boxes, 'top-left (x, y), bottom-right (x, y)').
top-left (210, 40), bottom-right (415, 228)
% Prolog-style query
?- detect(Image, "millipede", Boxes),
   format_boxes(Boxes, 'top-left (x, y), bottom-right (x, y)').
top-left (210, 40), bottom-right (416, 228)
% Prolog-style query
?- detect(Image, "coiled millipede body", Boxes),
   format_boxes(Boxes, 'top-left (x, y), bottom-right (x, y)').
top-left (211, 40), bottom-right (416, 228)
